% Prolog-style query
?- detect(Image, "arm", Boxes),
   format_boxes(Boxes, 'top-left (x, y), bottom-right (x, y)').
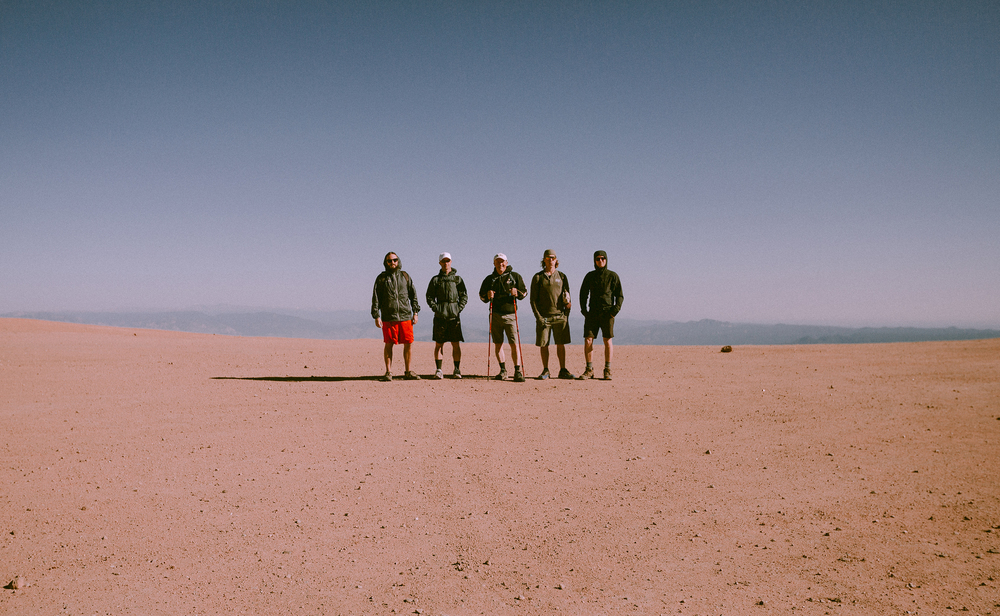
top-left (371, 276), bottom-right (382, 326)
top-left (425, 277), bottom-right (439, 315)
top-left (514, 272), bottom-right (527, 300)
top-left (479, 276), bottom-right (493, 303)
top-left (529, 273), bottom-right (542, 321)
top-left (560, 272), bottom-right (572, 313)
top-left (407, 272), bottom-right (420, 323)
top-left (456, 277), bottom-right (468, 314)
top-left (579, 273), bottom-right (590, 317)
top-left (612, 273), bottom-right (624, 315)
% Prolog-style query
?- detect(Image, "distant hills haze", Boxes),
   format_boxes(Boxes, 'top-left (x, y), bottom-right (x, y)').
top-left (4, 311), bottom-right (998, 346)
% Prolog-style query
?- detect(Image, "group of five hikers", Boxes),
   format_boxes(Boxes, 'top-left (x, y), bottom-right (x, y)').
top-left (371, 249), bottom-right (623, 382)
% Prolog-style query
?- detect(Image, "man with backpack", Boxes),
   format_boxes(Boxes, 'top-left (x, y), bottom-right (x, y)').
top-left (426, 252), bottom-right (467, 379)
top-left (530, 249), bottom-right (574, 380)
top-left (479, 253), bottom-right (527, 382)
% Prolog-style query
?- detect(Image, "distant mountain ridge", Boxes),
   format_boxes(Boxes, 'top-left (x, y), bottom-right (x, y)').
top-left (5, 311), bottom-right (999, 346)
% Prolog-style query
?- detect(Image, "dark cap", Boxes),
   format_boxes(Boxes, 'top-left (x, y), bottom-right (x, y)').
top-left (594, 250), bottom-right (607, 260)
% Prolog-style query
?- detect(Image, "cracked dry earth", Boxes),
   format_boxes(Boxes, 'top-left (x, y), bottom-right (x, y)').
top-left (2, 318), bottom-right (998, 615)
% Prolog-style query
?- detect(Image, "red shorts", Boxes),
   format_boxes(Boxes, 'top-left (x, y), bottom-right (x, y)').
top-left (382, 320), bottom-right (414, 344)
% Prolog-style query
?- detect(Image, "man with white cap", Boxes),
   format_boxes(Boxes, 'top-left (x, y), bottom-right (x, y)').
top-left (425, 252), bottom-right (468, 379)
top-left (479, 253), bottom-right (527, 382)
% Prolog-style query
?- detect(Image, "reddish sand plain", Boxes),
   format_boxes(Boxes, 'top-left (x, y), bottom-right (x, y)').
top-left (1, 317), bottom-right (998, 615)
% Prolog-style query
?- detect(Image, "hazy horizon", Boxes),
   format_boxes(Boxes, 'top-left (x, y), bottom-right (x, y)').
top-left (3, 2), bottom-right (998, 329)
top-left (6, 304), bottom-right (999, 332)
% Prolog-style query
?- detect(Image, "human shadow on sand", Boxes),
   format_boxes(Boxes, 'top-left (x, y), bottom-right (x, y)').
top-left (212, 374), bottom-right (488, 382)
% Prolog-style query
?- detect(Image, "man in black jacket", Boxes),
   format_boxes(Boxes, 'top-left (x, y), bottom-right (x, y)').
top-left (479, 253), bottom-right (527, 382)
top-left (426, 252), bottom-right (467, 379)
top-left (578, 250), bottom-right (624, 380)
top-left (371, 252), bottom-right (421, 381)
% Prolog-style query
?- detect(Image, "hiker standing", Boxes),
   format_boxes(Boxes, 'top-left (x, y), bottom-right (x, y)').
top-left (426, 252), bottom-right (467, 379)
top-left (578, 250), bottom-right (623, 380)
top-left (371, 251), bottom-right (421, 381)
top-left (479, 253), bottom-right (527, 382)
top-left (529, 249), bottom-right (574, 380)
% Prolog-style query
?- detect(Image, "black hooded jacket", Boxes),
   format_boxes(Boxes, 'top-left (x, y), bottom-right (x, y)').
top-left (579, 262), bottom-right (623, 318)
top-left (479, 265), bottom-right (527, 316)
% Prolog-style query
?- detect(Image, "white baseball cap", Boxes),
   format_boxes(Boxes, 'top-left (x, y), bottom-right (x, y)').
top-left (439, 252), bottom-right (452, 262)
top-left (494, 253), bottom-right (507, 262)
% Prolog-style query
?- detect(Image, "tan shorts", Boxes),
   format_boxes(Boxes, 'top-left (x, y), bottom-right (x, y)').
top-left (490, 313), bottom-right (518, 344)
top-left (535, 315), bottom-right (571, 346)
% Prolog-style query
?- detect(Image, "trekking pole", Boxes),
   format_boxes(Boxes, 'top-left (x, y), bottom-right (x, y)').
top-left (513, 294), bottom-right (525, 374)
top-left (487, 299), bottom-right (492, 379)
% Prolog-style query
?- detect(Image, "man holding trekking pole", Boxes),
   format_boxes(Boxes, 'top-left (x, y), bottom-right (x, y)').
top-left (479, 253), bottom-right (527, 382)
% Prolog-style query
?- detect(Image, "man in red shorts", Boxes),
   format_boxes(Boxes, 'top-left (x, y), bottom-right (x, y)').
top-left (371, 252), bottom-right (421, 381)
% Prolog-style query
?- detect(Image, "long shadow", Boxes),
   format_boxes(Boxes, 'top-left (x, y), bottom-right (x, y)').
top-left (212, 375), bottom-right (489, 382)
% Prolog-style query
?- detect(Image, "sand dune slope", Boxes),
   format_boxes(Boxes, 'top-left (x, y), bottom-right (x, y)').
top-left (2, 318), bottom-right (998, 615)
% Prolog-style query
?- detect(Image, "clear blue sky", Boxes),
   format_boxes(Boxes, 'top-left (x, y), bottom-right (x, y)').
top-left (2, 1), bottom-right (998, 327)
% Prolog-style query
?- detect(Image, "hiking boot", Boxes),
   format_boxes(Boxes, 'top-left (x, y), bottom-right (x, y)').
top-left (494, 369), bottom-right (507, 381)
top-left (558, 368), bottom-right (575, 379)
top-left (434, 369), bottom-right (444, 379)
top-left (381, 371), bottom-right (392, 382)
top-left (404, 371), bottom-right (422, 380)
top-left (513, 369), bottom-right (525, 383)
top-left (452, 369), bottom-right (462, 379)
top-left (577, 367), bottom-right (595, 380)
top-left (603, 367), bottom-right (612, 380)
top-left (537, 370), bottom-right (550, 380)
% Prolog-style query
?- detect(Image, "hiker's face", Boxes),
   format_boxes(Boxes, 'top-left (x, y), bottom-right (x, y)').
top-left (386, 254), bottom-right (399, 269)
top-left (440, 258), bottom-right (452, 274)
top-left (494, 258), bottom-right (507, 274)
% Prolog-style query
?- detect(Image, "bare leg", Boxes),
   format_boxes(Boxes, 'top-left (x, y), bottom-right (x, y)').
top-left (403, 343), bottom-right (412, 372)
top-left (434, 342), bottom-right (445, 361)
top-left (509, 341), bottom-right (519, 365)
top-left (539, 345), bottom-right (550, 372)
top-left (603, 337), bottom-right (613, 364)
top-left (583, 337), bottom-right (595, 363)
top-left (383, 343), bottom-right (394, 373)
top-left (494, 342), bottom-right (506, 365)
top-left (556, 344), bottom-right (567, 369)
top-left (451, 342), bottom-right (461, 362)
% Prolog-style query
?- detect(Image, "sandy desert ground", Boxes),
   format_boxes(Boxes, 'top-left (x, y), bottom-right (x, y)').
top-left (1, 317), bottom-right (998, 615)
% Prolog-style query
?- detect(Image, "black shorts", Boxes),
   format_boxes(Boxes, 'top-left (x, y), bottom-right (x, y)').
top-left (432, 316), bottom-right (464, 343)
top-left (583, 313), bottom-right (614, 339)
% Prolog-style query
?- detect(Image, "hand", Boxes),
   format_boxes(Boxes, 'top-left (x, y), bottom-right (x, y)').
top-left (375, 318), bottom-right (382, 328)
top-left (510, 288), bottom-right (518, 297)
top-left (487, 290), bottom-right (495, 300)
top-left (412, 313), bottom-right (418, 325)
